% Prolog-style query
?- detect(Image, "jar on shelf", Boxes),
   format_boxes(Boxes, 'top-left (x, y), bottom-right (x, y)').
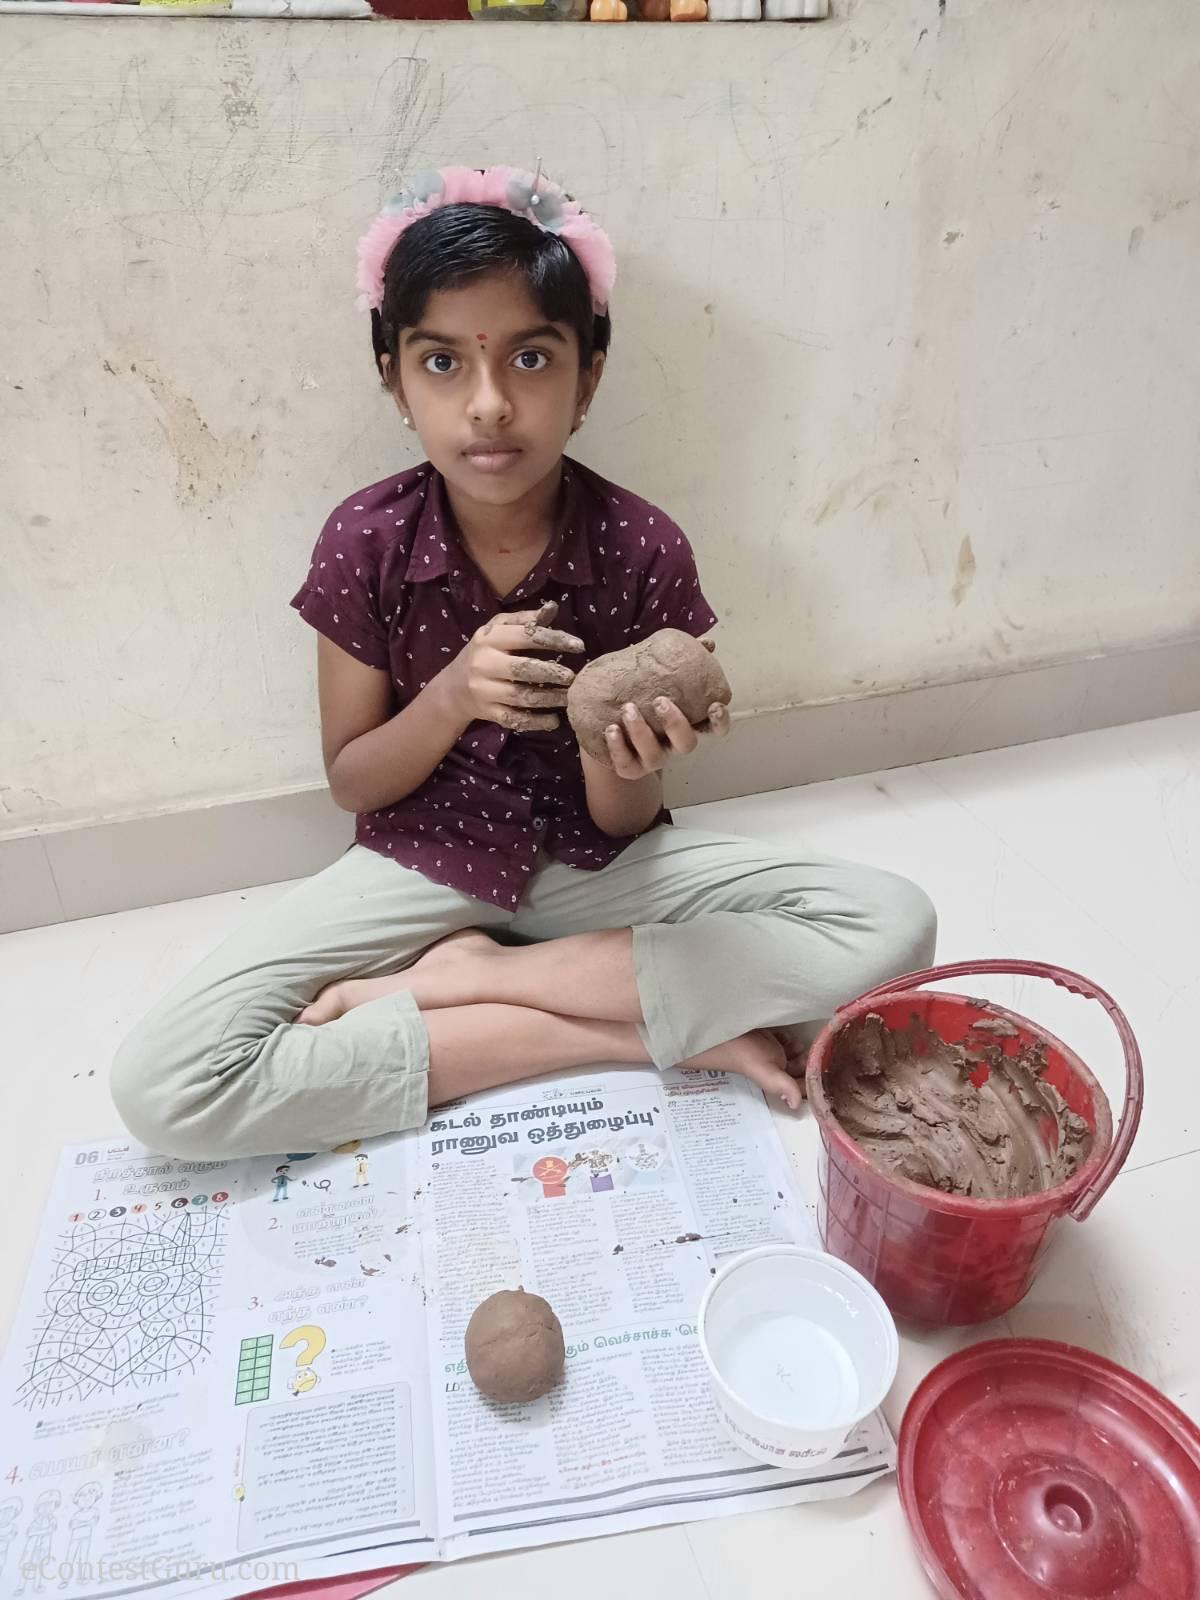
top-left (638, 0), bottom-right (706, 18)
top-left (708, 0), bottom-right (827, 14)
top-left (370, 0), bottom-right (468, 14)
top-left (469, 0), bottom-right (588, 17)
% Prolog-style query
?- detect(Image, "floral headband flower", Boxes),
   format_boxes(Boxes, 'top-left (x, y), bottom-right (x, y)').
top-left (356, 164), bottom-right (617, 316)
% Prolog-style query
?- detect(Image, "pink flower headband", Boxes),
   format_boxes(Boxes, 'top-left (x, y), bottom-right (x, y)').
top-left (356, 165), bottom-right (617, 317)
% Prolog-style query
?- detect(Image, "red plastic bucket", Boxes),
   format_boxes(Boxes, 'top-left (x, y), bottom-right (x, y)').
top-left (805, 961), bottom-right (1144, 1327)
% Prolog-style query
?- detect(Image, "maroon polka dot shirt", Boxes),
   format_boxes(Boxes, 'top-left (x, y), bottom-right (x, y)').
top-left (291, 459), bottom-right (717, 910)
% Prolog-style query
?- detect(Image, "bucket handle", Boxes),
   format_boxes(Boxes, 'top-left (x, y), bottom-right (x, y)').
top-left (847, 960), bottom-right (1144, 1222)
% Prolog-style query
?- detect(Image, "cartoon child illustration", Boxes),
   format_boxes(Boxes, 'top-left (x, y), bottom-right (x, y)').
top-left (271, 1165), bottom-right (291, 1203)
top-left (628, 1140), bottom-right (662, 1173)
top-left (0, 1498), bottom-right (23, 1580)
top-left (622, 1138), bottom-right (668, 1187)
top-left (58, 1484), bottom-right (102, 1590)
top-left (531, 1156), bottom-right (569, 1199)
top-left (352, 1152), bottom-right (370, 1188)
top-left (14, 1488), bottom-right (60, 1596)
top-left (574, 1150), bottom-right (615, 1192)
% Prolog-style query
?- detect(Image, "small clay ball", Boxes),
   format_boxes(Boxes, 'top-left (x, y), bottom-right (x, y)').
top-left (464, 1288), bottom-right (565, 1404)
top-left (566, 629), bottom-right (733, 765)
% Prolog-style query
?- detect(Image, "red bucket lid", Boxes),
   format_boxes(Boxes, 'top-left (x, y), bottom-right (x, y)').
top-left (898, 1339), bottom-right (1200, 1599)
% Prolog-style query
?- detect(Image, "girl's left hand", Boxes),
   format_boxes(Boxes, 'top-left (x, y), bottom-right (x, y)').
top-left (606, 697), bottom-right (730, 779)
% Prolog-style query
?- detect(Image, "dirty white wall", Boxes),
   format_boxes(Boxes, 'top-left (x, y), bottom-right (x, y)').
top-left (2, 0), bottom-right (1199, 834)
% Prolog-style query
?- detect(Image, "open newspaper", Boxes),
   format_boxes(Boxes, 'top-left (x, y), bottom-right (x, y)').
top-left (0, 1066), bottom-right (894, 1599)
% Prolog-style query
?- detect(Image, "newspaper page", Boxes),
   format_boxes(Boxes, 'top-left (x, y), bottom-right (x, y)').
top-left (0, 1068), bottom-right (893, 1600)
top-left (421, 1066), bottom-right (893, 1563)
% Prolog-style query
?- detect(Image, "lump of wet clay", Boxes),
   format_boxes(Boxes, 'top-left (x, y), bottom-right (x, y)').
top-left (464, 1288), bottom-right (565, 1404)
top-left (566, 629), bottom-right (732, 764)
top-left (826, 1011), bottom-right (1094, 1201)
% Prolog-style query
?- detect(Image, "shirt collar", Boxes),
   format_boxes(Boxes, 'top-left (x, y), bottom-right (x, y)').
top-left (402, 463), bottom-right (594, 591)
top-left (402, 473), bottom-right (452, 584)
top-left (545, 465), bottom-right (595, 588)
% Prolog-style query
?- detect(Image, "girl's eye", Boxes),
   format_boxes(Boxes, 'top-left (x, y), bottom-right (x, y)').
top-left (512, 349), bottom-right (549, 372)
top-left (423, 352), bottom-right (459, 375)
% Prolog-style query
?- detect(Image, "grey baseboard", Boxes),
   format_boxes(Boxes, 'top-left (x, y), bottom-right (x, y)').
top-left (664, 635), bottom-right (1200, 808)
top-left (4, 636), bottom-right (1198, 935)
top-left (1, 788), bottom-right (355, 935)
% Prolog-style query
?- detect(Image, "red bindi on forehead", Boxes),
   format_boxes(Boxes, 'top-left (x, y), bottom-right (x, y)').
top-left (475, 333), bottom-right (487, 343)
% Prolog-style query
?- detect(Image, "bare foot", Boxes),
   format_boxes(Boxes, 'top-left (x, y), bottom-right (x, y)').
top-left (772, 1029), bottom-right (810, 1097)
top-left (297, 930), bottom-right (499, 1025)
top-left (682, 1029), bottom-right (804, 1111)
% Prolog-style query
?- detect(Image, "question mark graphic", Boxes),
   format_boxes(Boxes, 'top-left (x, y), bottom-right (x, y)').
top-left (279, 1324), bottom-right (326, 1396)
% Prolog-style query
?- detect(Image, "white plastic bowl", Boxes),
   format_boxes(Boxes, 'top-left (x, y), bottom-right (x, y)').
top-left (698, 1245), bottom-right (898, 1467)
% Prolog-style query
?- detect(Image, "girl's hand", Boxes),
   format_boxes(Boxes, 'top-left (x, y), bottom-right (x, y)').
top-left (447, 602), bottom-right (585, 733)
top-left (606, 697), bottom-right (731, 779)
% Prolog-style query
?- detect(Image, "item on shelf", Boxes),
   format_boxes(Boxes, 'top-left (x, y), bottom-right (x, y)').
top-left (369, 0), bottom-right (468, 16)
top-left (709, 0), bottom-right (832, 15)
top-left (638, 0), bottom-right (706, 18)
top-left (468, 0), bottom-right (588, 18)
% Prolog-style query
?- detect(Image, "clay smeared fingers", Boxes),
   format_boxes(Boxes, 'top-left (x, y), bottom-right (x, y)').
top-left (520, 626), bottom-right (587, 655)
top-left (653, 697), bottom-right (700, 755)
top-left (689, 704), bottom-right (730, 740)
top-left (497, 708), bottom-right (561, 733)
top-left (705, 703), bottom-right (731, 738)
top-left (525, 600), bottom-right (559, 636)
top-left (508, 655), bottom-right (576, 688)
top-left (491, 611), bottom-right (585, 654)
top-left (499, 607), bottom-right (551, 627)
top-left (605, 723), bottom-right (644, 779)
top-left (620, 703), bottom-right (669, 769)
top-left (506, 682), bottom-right (571, 709)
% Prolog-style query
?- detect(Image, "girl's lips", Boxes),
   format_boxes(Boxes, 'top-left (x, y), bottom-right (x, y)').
top-left (463, 444), bottom-right (524, 475)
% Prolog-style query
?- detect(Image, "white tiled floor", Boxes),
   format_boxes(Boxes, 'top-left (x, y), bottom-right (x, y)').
top-left (3, 712), bottom-right (1199, 1599)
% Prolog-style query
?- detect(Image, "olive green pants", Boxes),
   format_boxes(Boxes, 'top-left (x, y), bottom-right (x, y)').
top-left (111, 826), bottom-right (935, 1159)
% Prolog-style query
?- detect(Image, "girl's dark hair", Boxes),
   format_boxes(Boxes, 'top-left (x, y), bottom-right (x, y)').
top-left (370, 203), bottom-right (611, 383)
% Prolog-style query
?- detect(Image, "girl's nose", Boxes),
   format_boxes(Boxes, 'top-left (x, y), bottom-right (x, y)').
top-left (468, 363), bottom-right (513, 427)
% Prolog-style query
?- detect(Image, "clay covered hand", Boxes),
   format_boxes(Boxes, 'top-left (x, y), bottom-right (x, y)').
top-left (464, 1288), bottom-right (566, 1404)
top-left (450, 600), bottom-right (585, 734)
top-left (566, 629), bottom-right (732, 772)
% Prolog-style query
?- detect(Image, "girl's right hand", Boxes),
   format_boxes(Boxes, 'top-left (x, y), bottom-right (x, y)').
top-left (447, 602), bottom-right (585, 732)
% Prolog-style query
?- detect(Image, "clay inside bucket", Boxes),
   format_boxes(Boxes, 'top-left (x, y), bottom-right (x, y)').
top-left (826, 1009), bottom-right (1095, 1201)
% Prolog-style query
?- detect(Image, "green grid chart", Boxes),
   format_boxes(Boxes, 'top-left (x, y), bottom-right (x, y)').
top-left (235, 1335), bottom-right (274, 1404)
